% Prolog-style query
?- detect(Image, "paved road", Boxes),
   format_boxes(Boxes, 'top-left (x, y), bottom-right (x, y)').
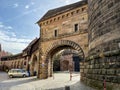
top-left (0, 71), bottom-right (9, 81)
top-left (0, 71), bottom-right (96, 90)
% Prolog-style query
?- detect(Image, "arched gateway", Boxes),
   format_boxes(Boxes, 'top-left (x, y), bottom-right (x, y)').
top-left (46, 40), bottom-right (84, 59)
top-left (38, 39), bottom-right (87, 79)
top-left (45, 40), bottom-right (85, 77)
top-left (31, 55), bottom-right (38, 76)
top-left (37, 0), bottom-right (88, 79)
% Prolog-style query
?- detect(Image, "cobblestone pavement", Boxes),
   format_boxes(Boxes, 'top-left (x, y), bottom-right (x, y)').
top-left (0, 71), bottom-right (96, 90)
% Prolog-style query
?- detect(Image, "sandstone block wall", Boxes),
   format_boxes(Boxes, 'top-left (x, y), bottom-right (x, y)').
top-left (88, 0), bottom-right (120, 55)
top-left (84, 0), bottom-right (120, 89)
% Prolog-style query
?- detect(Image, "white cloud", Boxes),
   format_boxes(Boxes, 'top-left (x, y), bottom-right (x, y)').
top-left (59, 0), bottom-right (80, 4)
top-left (0, 24), bottom-right (4, 28)
top-left (5, 26), bottom-right (13, 30)
top-left (65, 0), bottom-right (70, 4)
top-left (0, 22), bottom-right (4, 28)
top-left (13, 3), bottom-right (19, 8)
top-left (11, 32), bottom-right (16, 37)
top-left (7, 26), bottom-right (13, 29)
top-left (5, 7), bottom-right (42, 22)
top-left (0, 23), bottom-right (13, 30)
top-left (25, 5), bottom-right (30, 9)
top-left (0, 23), bottom-right (31, 54)
top-left (25, 1), bottom-right (35, 9)
top-left (1, 40), bottom-right (28, 54)
top-left (31, 2), bottom-right (35, 5)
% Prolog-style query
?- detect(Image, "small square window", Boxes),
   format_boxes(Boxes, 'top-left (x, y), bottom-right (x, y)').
top-left (74, 24), bottom-right (79, 32)
top-left (82, 7), bottom-right (86, 11)
top-left (71, 12), bottom-right (74, 15)
top-left (54, 18), bottom-right (56, 21)
top-left (54, 30), bottom-right (58, 37)
top-left (46, 21), bottom-right (48, 24)
top-left (58, 17), bottom-right (60, 20)
top-left (66, 13), bottom-right (69, 17)
top-left (62, 15), bottom-right (65, 18)
top-left (50, 19), bottom-right (52, 23)
top-left (76, 9), bottom-right (80, 13)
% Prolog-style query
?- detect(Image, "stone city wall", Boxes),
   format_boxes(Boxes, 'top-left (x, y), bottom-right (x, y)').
top-left (83, 0), bottom-right (120, 90)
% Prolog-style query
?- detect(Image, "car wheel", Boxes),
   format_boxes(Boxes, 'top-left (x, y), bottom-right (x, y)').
top-left (9, 75), bottom-right (13, 78)
top-left (23, 74), bottom-right (26, 78)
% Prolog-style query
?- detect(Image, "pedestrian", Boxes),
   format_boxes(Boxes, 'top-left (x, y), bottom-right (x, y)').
top-left (28, 71), bottom-right (30, 77)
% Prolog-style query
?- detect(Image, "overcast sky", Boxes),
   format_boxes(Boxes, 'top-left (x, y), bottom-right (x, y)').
top-left (0, 0), bottom-right (81, 54)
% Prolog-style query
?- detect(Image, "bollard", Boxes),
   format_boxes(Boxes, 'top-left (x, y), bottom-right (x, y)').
top-left (103, 76), bottom-right (106, 90)
top-left (65, 86), bottom-right (70, 90)
top-left (70, 71), bottom-right (72, 81)
top-left (103, 79), bottom-right (106, 90)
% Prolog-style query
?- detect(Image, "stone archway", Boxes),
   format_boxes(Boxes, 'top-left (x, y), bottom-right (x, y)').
top-left (14, 61), bottom-right (17, 68)
top-left (39, 40), bottom-right (85, 79)
top-left (11, 62), bottom-right (14, 69)
top-left (31, 55), bottom-right (38, 76)
top-left (17, 61), bottom-right (20, 68)
top-left (20, 61), bottom-right (23, 68)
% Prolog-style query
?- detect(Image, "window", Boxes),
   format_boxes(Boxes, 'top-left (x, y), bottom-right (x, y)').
top-left (82, 17), bottom-right (85, 20)
top-left (58, 17), bottom-right (60, 20)
top-left (74, 24), bottom-right (79, 32)
top-left (82, 7), bottom-right (86, 11)
top-left (50, 19), bottom-right (52, 23)
top-left (54, 30), bottom-right (58, 37)
top-left (66, 13), bottom-right (69, 17)
top-left (54, 18), bottom-right (56, 21)
top-left (62, 15), bottom-right (65, 18)
top-left (71, 11), bottom-right (74, 15)
top-left (46, 21), bottom-right (48, 24)
top-left (76, 9), bottom-right (80, 13)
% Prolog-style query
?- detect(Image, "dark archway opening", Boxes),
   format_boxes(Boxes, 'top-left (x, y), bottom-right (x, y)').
top-left (52, 49), bottom-right (82, 72)
top-left (73, 55), bottom-right (81, 72)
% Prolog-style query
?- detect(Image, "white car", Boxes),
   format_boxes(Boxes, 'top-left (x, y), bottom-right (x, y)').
top-left (8, 69), bottom-right (29, 78)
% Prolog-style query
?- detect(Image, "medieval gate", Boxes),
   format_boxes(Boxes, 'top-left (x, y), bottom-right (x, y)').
top-left (37, 0), bottom-right (88, 79)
